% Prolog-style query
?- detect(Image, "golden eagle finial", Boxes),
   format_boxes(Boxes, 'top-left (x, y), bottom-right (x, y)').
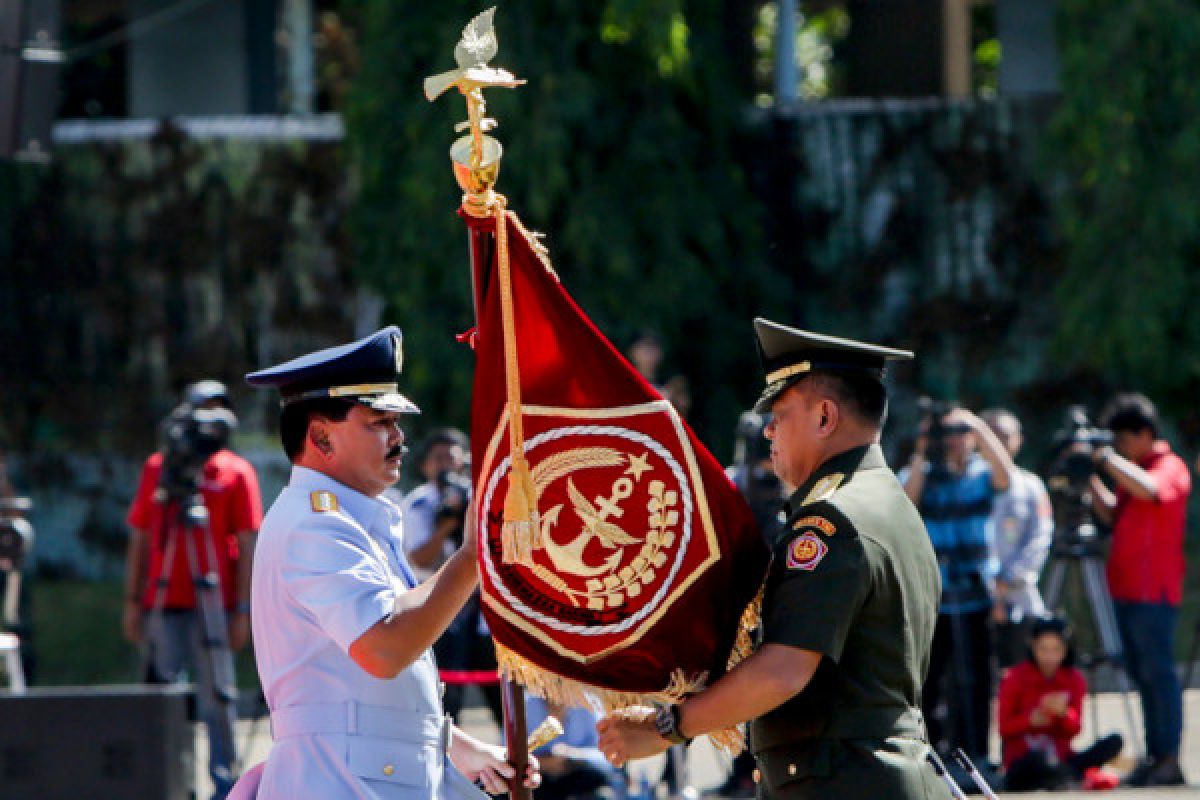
top-left (424, 7), bottom-right (526, 215)
top-left (423, 7), bottom-right (525, 102)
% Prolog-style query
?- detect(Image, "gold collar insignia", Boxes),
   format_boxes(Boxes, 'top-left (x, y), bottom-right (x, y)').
top-left (802, 473), bottom-right (844, 506)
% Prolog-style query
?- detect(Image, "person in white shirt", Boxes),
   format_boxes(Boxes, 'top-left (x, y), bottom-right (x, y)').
top-left (240, 326), bottom-right (539, 799)
top-left (981, 408), bottom-right (1053, 665)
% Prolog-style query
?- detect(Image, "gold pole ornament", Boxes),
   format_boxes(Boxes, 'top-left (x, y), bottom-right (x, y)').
top-left (426, 8), bottom-right (540, 566)
top-left (423, 6), bottom-right (525, 217)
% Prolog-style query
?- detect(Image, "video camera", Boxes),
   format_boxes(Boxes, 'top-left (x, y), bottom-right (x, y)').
top-left (158, 403), bottom-right (238, 500)
top-left (1047, 406), bottom-right (1112, 499)
top-left (1046, 406), bottom-right (1113, 543)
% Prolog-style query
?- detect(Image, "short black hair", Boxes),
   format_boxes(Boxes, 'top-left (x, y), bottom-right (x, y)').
top-left (279, 397), bottom-right (355, 461)
top-left (1100, 392), bottom-right (1159, 436)
top-left (419, 427), bottom-right (468, 465)
top-left (1026, 615), bottom-right (1076, 668)
top-left (804, 370), bottom-right (888, 428)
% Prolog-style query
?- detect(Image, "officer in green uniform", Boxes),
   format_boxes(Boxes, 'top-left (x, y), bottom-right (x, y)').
top-left (598, 318), bottom-right (950, 800)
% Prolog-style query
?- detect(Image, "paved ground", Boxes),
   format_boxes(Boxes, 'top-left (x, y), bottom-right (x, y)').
top-left (206, 690), bottom-right (1200, 798)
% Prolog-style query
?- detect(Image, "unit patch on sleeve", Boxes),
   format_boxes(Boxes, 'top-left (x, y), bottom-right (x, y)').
top-left (792, 515), bottom-right (837, 536)
top-left (786, 533), bottom-right (829, 571)
top-left (310, 490), bottom-right (340, 512)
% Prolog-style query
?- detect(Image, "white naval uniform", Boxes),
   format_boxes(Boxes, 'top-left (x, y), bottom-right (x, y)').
top-left (251, 466), bottom-right (487, 800)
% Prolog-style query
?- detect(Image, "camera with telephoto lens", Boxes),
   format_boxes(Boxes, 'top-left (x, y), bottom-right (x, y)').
top-left (158, 403), bottom-right (238, 500)
top-left (1046, 406), bottom-right (1113, 541)
top-left (435, 468), bottom-right (472, 533)
top-left (917, 397), bottom-right (965, 467)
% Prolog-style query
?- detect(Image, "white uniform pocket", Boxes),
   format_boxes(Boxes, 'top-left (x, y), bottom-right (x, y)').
top-left (347, 735), bottom-right (434, 790)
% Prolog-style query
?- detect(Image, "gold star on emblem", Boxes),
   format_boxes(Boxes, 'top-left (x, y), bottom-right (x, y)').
top-left (624, 452), bottom-right (652, 482)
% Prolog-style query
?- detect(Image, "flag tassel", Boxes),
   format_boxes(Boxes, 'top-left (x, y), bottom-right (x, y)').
top-left (501, 453), bottom-right (539, 564)
top-left (493, 196), bottom-right (541, 564)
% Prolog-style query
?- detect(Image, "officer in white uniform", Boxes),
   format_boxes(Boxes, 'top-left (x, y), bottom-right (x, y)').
top-left (245, 326), bottom-right (538, 799)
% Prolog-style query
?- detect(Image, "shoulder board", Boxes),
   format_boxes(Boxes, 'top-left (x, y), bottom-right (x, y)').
top-left (801, 472), bottom-right (844, 506)
top-left (310, 490), bottom-right (340, 513)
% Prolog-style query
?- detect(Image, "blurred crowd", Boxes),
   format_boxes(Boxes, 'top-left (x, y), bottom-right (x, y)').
top-left (0, 330), bottom-right (1196, 799)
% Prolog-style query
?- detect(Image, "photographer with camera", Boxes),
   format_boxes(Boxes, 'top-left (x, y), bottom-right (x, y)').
top-left (0, 452), bottom-right (34, 686)
top-left (900, 402), bottom-right (1014, 762)
top-left (122, 380), bottom-right (263, 799)
top-left (1088, 393), bottom-right (1189, 787)
top-left (727, 411), bottom-right (789, 542)
top-left (401, 428), bottom-right (471, 578)
top-left (400, 428), bottom-right (503, 726)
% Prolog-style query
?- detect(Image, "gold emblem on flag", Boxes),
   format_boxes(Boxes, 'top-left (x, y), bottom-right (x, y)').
top-left (476, 402), bottom-right (720, 664)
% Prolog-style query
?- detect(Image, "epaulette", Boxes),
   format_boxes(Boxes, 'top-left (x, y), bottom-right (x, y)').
top-left (310, 490), bottom-right (340, 512)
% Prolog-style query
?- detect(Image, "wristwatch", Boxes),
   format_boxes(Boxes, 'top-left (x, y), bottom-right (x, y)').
top-left (653, 704), bottom-right (690, 745)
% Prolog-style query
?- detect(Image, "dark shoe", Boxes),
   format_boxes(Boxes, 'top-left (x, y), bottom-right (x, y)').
top-left (1145, 756), bottom-right (1186, 787)
top-left (1124, 759), bottom-right (1154, 787)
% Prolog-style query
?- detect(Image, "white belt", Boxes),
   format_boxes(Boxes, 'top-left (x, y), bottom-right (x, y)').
top-left (271, 701), bottom-right (451, 753)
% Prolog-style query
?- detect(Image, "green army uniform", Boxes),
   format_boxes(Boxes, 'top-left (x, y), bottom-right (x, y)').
top-left (745, 318), bottom-right (949, 800)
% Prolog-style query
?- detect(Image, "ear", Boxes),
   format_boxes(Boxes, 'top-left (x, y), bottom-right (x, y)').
top-left (310, 421), bottom-right (333, 456)
top-left (816, 398), bottom-right (839, 438)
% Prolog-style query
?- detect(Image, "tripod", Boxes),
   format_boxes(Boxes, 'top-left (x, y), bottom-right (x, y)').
top-left (140, 485), bottom-right (239, 786)
top-left (1042, 522), bottom-right (1143, 758)
top-left (1183, 621), bottom-right (1200, 693)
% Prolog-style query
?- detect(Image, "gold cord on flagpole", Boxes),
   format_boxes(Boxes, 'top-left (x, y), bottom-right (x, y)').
top-left (492, 194), bottom-right (540, 564)
top-left (423, 9), bottom-right (537, 560)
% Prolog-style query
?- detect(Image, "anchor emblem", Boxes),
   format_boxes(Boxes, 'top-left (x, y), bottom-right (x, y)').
top-left (532, 449), bottom-right (649, 578)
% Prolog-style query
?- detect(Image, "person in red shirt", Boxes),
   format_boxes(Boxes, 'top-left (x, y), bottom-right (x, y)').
top-left (1090, 392), bottom-right (1189, 787)
top-left (997, 616), bottom-right (1122, 791)
top-left (121, 381), bottom-right (263, 800)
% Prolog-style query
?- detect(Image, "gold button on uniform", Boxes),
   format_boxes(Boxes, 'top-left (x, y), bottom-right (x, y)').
top-left (383, 764), bottom-right (395, 776)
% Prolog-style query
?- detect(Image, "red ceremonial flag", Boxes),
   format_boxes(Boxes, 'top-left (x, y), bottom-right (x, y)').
top-left (462, 206), bottom-right (769, 746)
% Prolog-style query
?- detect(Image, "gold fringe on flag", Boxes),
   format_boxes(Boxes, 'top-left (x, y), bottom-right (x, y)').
top-left (494, 580), bottom-right (764, 759)
top-left (725, 582), bottom-right (764, 673)
top-left (492, 195), bottom-right (540, 565)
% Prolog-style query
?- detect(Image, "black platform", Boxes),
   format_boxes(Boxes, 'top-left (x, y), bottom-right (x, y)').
top-left (0, 685), bottom-right (194, 800)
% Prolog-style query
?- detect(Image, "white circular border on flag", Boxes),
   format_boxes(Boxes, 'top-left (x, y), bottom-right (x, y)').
top-left (479, 424), bottom-right (696, 637)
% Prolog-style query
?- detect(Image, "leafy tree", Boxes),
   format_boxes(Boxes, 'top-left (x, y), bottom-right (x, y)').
top-left (343, 2), bottom-right (783, 453)
top-left (1048, 0), bottom-right (1200, 425)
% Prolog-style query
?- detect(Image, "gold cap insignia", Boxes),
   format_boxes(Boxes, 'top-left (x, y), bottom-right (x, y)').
top-left (311, 490), bottom-right (340, 513)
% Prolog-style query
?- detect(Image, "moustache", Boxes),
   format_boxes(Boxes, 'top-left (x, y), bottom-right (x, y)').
top-left (387, 444), bottom-right (409, 460)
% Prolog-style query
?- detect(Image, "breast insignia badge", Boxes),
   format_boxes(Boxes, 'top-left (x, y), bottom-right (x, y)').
top-left (786, 533), bottom-right (828, 571)
top-left (311, 491), bottom-right (340, 513)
